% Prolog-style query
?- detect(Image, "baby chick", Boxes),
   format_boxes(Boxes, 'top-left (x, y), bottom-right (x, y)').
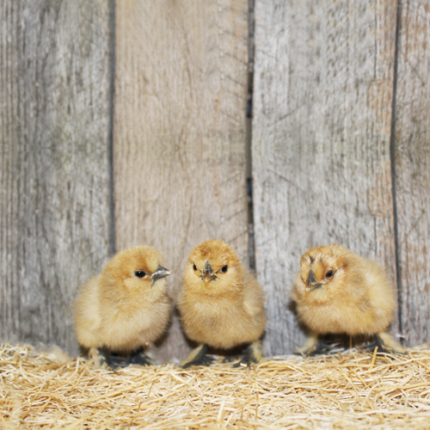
top-left (74, 246), bottom-right (171, 368)
top-left (178, 240), bottom-right (266, 368)
top-left (291, 244), bottom-right (405, 355)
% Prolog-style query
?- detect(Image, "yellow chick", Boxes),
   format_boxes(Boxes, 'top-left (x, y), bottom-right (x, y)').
top-left (74, 246), bottom-right (171, 368)
top-left (291, 244), bottom-right (405, 355)
top-left (178, 240), bottom-right (266, 368)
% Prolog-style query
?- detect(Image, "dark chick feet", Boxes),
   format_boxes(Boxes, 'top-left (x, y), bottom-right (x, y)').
top-left (230, 341), bottom-right (263, 368)
top-left (294, 335), bottom-right (335, 356)
top-left (91, 347), bottom-right (155, 369)
top-left (179, 345), bottom-right (215, 368)
top-left (91, 348), bottom-right (123, 370)
top-left (124, 347), bottom-right (154, 367)
top-left (374, 333), bottom-right (406, 354)
top-left (230, 348), bottom-right (256, 368)
top-left (294, 335), bottom-right (319, 356)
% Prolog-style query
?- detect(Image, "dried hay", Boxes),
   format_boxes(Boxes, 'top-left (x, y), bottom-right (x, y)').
top-left (1, 343), bottom-right (430, 429)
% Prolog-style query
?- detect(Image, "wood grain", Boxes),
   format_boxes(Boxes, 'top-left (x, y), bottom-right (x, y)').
top-left (252, 0), bottom-right (399, 355)
top-left (114, 0), bottom-right (249, 361)
top-left (0, 0), bottom-right (112, 353)
top-left (394, 0), bottom-right (430, 346)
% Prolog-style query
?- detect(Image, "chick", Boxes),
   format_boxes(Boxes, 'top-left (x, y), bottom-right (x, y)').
top-left (291, 244), bottom-right (405, 355)
top-left (178, 240), bottom-right (266, 368)
top-left (74, 246), bottom-right (171, 368)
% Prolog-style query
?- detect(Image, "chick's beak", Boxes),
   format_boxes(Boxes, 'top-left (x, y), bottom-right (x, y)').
top-left (306, 269), bottom-right (321, 290)
top-left (201, 261), bottom-right (217, 282)
top-left (307, 270), bottom-right (317, 285)
top-left (151, 265), bottom-right (171, 285)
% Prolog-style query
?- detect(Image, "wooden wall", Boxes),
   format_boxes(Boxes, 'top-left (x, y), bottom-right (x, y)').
top-left (0, 0), bottom-right (429, 359)
top-left (0, 0), bottom-right (112, 354)
top-left (395, 0), bottom-right (430, 345)
top-left (113, 0), bottom-right (249, 360)
top-left (252, 0), bottom-right (399, 355)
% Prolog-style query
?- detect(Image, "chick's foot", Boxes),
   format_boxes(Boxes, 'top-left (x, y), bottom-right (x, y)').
top-left (294, 334), bottom-right (319, 356)
top-left (124, 347), bottom-right (153, 366)
top-left (90, 348), bottom-right (122, 370)
top-left (374, 333), bottom-right (407, 354)
top-left (231, 340), bottom-right (263, 368)
top-left (179, 345), bottom-right (215, 368)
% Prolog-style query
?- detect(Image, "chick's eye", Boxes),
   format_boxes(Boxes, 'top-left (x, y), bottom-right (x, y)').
top-left (326, 270), bottom-right (334, 279)
top-left (193, 264), bottom-right (197, 271)
top-left (134, 271), bottom-right (146, 278)
top-left (221, 265), bottom-right (228, 273)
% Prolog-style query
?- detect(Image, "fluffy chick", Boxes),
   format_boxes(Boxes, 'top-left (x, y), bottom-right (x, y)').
top-left (74, 246), bottom-right (171, 368)
top-left (178, 240), bottom-right (266, 368)
top-left (291, 244), bottom-right (405, 355)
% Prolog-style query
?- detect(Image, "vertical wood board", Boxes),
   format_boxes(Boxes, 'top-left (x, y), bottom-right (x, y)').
top-left (114, 0), bottom-right (249, 360)
top-left (252, 0), bottom-right (399, 355)
top-left (0, 0), bottom-right (112, 353)
top-left (394, 0), bottom-right (430, 346)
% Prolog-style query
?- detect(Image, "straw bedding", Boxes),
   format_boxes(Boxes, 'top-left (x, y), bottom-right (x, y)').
top-left (1, 343), bottom-right (430, 429)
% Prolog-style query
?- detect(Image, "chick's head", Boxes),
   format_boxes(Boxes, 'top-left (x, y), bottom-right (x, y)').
top-left (184, 240), bottom-right (243, 296)
top-left (298, 244), bottom-right (360, 301)
top-left (102, 246), bottom-right (170, 296)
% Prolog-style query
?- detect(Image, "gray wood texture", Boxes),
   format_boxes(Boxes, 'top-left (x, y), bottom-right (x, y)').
top-left (394, 0), bottom-right (430, 346)
top-left (113, 0), bottom-right (249, 361)
top-left (252, 0), bottom-right (400, 355)
top-left (2, 0), bottom-right (429, 358)
top-left (0, 0), bottom-right (112, 353)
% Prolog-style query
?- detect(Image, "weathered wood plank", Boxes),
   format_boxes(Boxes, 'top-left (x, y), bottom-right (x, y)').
top-left (252, 0), bottom-right (399, 355)
top-left (114, 0), bottom-right (249, 360)
top-left (0, 0), bottom-right (112, 353)
top-left (394, 0), bottom-right (430, 346)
